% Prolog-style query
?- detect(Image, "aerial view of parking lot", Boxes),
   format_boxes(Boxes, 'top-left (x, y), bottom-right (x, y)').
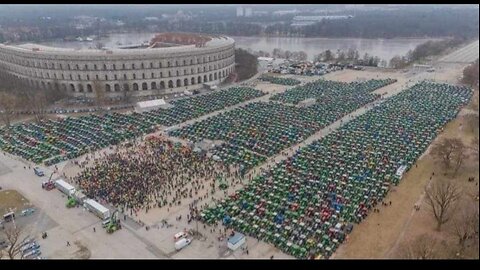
top-left (0, 4), bottom-right (478, 260)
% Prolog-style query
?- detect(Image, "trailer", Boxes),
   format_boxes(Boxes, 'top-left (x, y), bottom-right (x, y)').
top-left (83, 199), bottom-right (110, 220)
top-left (72, 190), bottom-right (87, 204)
top-left (54, 179), bottom-right (75, 196)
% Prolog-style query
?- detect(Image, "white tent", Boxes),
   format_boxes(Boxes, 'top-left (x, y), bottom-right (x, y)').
top-left (135, 98), bottom-right (173, 113)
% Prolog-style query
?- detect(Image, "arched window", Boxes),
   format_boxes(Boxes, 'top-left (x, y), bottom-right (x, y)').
top-left (87, 84), bottom-right (93, 92)
top-left (176, 71), bottom-right (179, 76)
top-left (160, 81), bottom-right (166, 89)
top-left (62, 74), bottom-right (65, 80)
top-left (142, 82), bottom-right (148, 90)
top-left (190, 59), bottom-right (193, 65)
top-left (191, 77), bottom-right (195, 85)
top-left (160, 72), bottom-right (163, 78)
top-left (214, 73), bottom-right (218, 80)
top-left (184, 78), bottom-right (188, 86)
top-left (204, 75), bottom-right (207, 82)
top-left (150, 62), bottom-right (153, 68)
top-left (183, 60), bottom-right (186, 66)
top-left (176, 79), bottom-right (181, 87)
top-left (70, 84), bottom-right (75, 92)
top-left (168, 80), bottom-right (173, 88)
top-left (106, 84), bottom-right (111, 92)
top-left (123, 83), bottom-right (130, 91)
top-left (76, 64), bottom-right (79, 70)
top-left (103, 64), bottom-right (107, 70)
top-left (114, 74), bottom-right (118, 80)
top-left (209, 74), bottom-right (212, 81)
top-left (159, 62), bottom-right (162, 68)
top-left (142, 73), bottom-right (145, 79)
top-left (85, 64), bottom-right (88, 70)
top-left (198, 76), bottom-right (202, 84)
top-left (167, 61), bottom-right (171, 67)
top-left (133, 83), bottom-right (139, 91)
top-left (124, 74), bottom-right (127, 80)
top-left (122, 63), bottom-right (126, 70)
top-left (151, 82), bottom-right (157, 90)
top-left (78, 84), bottom-right (84, 92)
top-left (94, 64), bottom-right (97, 70)
top-left (62, 84), bottom-right (67, 92)
top-left (132, 63), bottom-right (135, 69)
top-left (113, 64), bottom-right (116, 70)
top-left (151, 72), bottom-right (155, 79)
top-left (133, 74), bottom-right (136, 79)
top-left (95, 74), bottom-right (99, 80)
top-left (68, 64), bottom-right (71, 70)
top-left (86, 75), bottom-right (90, 80)
top-left (78, 74), bottom-right (81, 80)
top-left (184, 69), bottom-right (187, 75)
top-left (168, 71), bottom-right (171, 77)
top-left (105, 75), bottom-right (108, 80)
top-left (114, 84), bottom-right (120, 92)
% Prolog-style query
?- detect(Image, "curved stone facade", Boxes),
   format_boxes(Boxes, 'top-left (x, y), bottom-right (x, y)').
top-left (0, 33), bottom-right (235, 98)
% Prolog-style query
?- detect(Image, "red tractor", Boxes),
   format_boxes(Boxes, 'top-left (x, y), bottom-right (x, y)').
top-left (42, 181), bottom-right (55, 191)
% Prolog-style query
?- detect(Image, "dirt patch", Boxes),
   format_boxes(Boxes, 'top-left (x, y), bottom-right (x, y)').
top-left (0, 190), bottom-right (33, 215)
top-left (73, 240), bottom-right (91, 259)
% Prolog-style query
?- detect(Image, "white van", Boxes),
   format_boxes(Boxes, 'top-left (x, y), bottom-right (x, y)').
top-left (175, 238), bottom-right (191, 251)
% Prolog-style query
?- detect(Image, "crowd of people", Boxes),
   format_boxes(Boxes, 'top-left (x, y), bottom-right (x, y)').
top-left (72, 136), bottom-right (242, 216)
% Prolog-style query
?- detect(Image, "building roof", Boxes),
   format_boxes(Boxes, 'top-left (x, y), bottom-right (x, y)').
top-left (136, 99), bottom-right (167, 109)
top-left (228, 232), bottom-right (245, 245)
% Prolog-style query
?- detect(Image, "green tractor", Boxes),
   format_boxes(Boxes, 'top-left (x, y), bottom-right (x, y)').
top-left (66, 197), bottom-right (77, 208)
top-left (106, 210), bottom-right (122, 234)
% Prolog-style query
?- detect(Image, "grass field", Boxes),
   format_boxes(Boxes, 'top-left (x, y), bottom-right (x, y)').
top-left (0, 189), bottom-right (33, 215)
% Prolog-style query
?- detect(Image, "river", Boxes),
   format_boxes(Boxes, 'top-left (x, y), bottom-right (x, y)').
top-left (40, 33), bottom-right (438, 62)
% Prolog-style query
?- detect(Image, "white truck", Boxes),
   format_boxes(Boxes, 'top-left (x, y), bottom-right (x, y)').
top-left (54, 179), bottom-right (76, 196)
top-left (174, 238), bottom-right (192, 251)
top-left (83, 199), bottom-right (110, 220)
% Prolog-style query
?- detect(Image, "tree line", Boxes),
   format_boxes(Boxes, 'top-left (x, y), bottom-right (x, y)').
top-left (389, 38), bottom-right (465, 69)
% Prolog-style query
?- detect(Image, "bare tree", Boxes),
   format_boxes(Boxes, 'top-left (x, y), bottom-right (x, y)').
top-left (23, 90), bottom-right (48, 124)
top-left (2, 225), bottom-right (28, 259)
top-left (452, 146), bottom-right (468, 177)
top-left (451, 200), bottom-right (479, 251)
top-left (431, 138), bottom-right (464, 170)
top-left (425, 180), bottom-right (462, 231)
top-left (0, 92), bottom-right (19, 127)
top-left (397, 233), bottom-right (439, 259)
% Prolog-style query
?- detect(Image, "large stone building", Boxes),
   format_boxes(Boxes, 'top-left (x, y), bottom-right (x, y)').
top-left (0, 33), bottom-right (235, 98)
